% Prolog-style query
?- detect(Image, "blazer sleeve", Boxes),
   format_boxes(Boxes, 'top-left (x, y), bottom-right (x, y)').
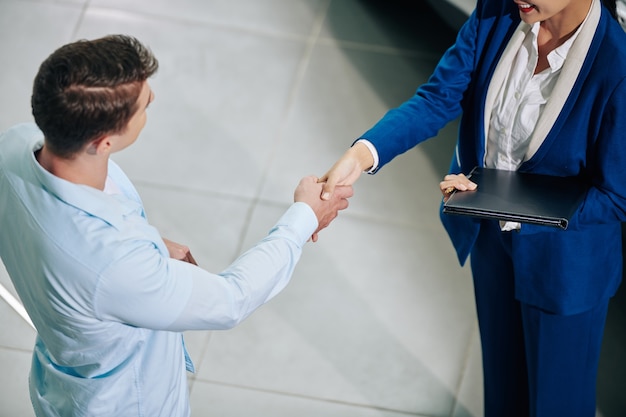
top-left (574, 76), bottom-right (626, 227)
top-left (359, 6), bottom-right (481, 170)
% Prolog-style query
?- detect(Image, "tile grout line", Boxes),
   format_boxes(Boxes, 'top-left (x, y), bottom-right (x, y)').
top-left (192, 379), bottom-right (431, 416)
top-left (70, 0), bottom-right (91, 41)
top-left (273, 0), bottom-right (332, 131)
top-left (0, 282), bottom-right (35, 329)
top-left (231, 0), bottom-right (332, 258)
top-left (449, 321), bottom-right (479, 417)
top-left (79, 4), bottom-right (431, 59)
top-left (186, 331), bottom-right (213, 394)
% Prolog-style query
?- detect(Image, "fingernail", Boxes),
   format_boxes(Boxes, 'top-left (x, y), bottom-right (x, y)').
top-left (322, 192), bottom-right (330, 200)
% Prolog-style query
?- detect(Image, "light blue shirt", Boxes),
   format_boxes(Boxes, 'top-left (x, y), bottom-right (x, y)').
top-left (0, 123), bottom-right (318, 417)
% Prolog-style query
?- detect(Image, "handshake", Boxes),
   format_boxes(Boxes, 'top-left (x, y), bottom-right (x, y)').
top-left (293, 141), bottom-right (377, 242)
top-left (293, 176), bottom-right (353, 242)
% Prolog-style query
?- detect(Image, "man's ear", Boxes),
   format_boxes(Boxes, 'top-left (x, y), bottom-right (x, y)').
top-left (87, 135), bottom-right (111, 155)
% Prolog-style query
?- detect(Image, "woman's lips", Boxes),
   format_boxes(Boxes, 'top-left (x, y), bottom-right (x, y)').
top-left (518, 3), bottom-right (536, 13)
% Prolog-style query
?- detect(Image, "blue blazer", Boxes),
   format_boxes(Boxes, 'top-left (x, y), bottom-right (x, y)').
top-left (362, 0), bottom-right (626, 314)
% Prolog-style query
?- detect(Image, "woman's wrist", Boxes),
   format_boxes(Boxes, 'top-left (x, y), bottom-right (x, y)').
top-left (351, 141), bottom-right (375, 172)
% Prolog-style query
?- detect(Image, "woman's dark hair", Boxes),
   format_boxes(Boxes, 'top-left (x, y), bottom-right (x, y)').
top-left (31, 35), bottom-right (159, 158)
top-left (602, 0), bottom-right (618, 20)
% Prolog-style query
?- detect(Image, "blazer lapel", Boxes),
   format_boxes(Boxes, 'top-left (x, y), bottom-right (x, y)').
top-left (483, 22), bottom-right (530, 144)
top-left (523, 0), bottom-right (602, 162)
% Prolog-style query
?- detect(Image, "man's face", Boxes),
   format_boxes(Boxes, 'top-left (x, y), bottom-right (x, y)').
top-left (111, 81), bottom-right (154, 153)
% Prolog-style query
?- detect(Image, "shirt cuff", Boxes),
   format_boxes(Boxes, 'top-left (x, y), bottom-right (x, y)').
top-left (272, 202), bottom-right (318, 245)
top-left (500, 221), bottom-right (521, 231)
top-left (355, 139), bottom-right (379, 174)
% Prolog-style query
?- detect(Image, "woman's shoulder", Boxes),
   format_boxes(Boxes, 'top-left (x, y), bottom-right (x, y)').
top-left (591, 12), bottom-right (626, 73)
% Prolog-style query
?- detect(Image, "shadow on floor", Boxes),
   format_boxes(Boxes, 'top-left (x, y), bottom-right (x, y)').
top-left (596, 224), bottom-right (626, 416)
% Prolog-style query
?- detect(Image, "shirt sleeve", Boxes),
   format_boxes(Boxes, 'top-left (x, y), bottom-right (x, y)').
top-left (94, 202), bottom-right (318, 331)
top-left (354, 139), bottom-right (380, 174)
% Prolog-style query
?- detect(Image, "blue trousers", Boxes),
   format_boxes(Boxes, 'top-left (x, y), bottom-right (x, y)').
top-left (470, 220), bottom-right (609, 417)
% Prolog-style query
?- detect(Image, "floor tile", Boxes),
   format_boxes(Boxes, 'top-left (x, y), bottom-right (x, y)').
top-left (190, 380), bottom-right (431, 417)
top-left (134, 183), bottom-right (253, 268)
top-left (196, 202), bottom-right (476, 415)
top-left (259, 39), bottom-right (460, 223)
top-left (90, 0), bottom-right (327, 38)
top-left (0, 298), bottom-right (36, 351)
top-left (75, 7), bottom-right (309, 199)
top-left (597, 284), bottom-right (626, 416)
top-left (0, 263), bottom-right (37, 350)
top-left (0, 259), bottom-right (16, 295)
top-left (0, 0), bottom-right (84, 129)
top-left (452, 325), bottom-right (483, 417)
top-left (320, 0), bottom-right (457, 54)
top-left (0, 348), bottom-right (36, 417)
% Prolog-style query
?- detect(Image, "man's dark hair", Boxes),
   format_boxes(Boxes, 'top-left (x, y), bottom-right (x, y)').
top-left (31, 35), bottom-right (159, 158)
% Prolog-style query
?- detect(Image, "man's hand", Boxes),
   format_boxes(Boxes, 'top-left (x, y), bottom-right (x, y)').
top-left (163, 237), bottom-right (198, 265)
top-left (294, 176), bottom-right (353, 242)
top-left (318, 141), bottom-right (373, 201)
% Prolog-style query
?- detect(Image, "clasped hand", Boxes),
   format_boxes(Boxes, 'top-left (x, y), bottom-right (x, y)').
top-left (163, 237), bottom-right (198, 265)
top-left (294, 176), bottom-right (353, 242)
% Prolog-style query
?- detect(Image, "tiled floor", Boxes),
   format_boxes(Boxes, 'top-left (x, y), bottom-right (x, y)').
top-left (0, 1), bottom-right (624, 416)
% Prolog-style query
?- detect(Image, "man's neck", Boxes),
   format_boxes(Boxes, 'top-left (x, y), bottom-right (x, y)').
top-left (35, 145), bottom-right (109, 191)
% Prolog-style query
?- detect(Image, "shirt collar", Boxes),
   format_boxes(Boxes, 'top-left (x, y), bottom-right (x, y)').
top-left (29, 139), bottom-right (140, 230)
top-left (529, 0), bottom-right (596, 73)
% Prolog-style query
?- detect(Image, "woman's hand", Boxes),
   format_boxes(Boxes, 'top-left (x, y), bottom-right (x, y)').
top-left (318, 142), bottom-right (374, 200)
top-left (439, 173), bottom-right (477, 202)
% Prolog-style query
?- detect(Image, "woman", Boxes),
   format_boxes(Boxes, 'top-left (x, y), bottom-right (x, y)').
top-left (319, 0), bottom-right (625, 415)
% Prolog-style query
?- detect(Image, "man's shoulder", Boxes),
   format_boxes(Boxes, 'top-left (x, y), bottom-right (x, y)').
top-left (0, 123), bottom-right (43, 158)
top-left (1, 122), bottom-right (42, 140)
top-left (0, 123), bottom-right (42, 181)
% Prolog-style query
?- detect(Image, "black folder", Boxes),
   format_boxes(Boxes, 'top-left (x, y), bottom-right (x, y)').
top-left (442, 167), bottom-right (588, 229)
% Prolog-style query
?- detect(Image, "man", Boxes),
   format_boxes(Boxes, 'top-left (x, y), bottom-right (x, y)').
top-left (0, 35), bottom-right (352, 417)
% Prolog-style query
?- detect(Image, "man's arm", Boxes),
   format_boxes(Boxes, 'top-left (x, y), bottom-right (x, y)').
top-left (94, 176), bottom-right (352, 331)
